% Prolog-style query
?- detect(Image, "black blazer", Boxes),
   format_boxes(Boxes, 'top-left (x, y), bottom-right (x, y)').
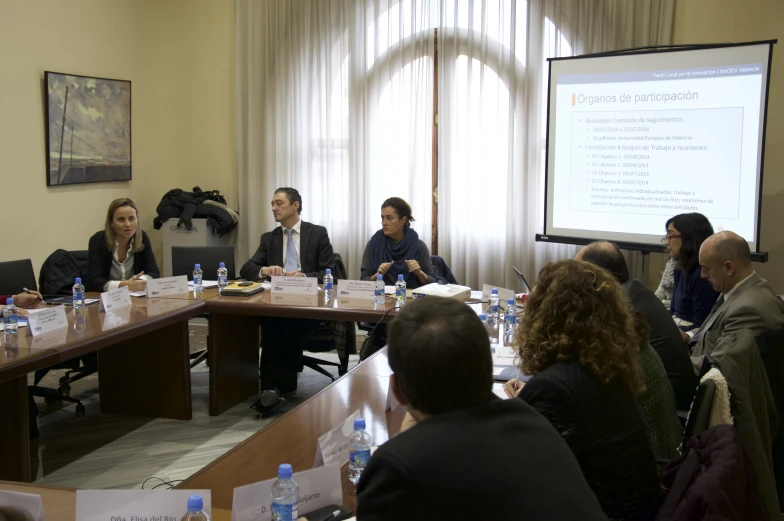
top-left (624, 279), bottom-right (699, 411)
top-left (86, 230), bottom-right (160, 292)
top-left (239, 221), bottom-right (335, 283)
top-left (519, 361), bottom-right (660, 520)
top-left (357, 397), bottom-right (606, 521)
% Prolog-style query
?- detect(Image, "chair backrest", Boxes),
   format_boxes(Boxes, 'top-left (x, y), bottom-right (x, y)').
top-left (0, 259), bottom-right (37, 294)
top-left (683, 378), bottom-right (717, 442)
top-left (431, 255), bottom-right (459, 285)
top-left (171, 245), bottom-right (236, 280)
top-left (38, 249), bottom-right (89, 296)
top-left (333, 253), bottom-right (348, 280)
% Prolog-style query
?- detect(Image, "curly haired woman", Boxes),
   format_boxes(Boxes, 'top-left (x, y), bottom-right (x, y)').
top-left (505, 259), bottom-right (659, 521)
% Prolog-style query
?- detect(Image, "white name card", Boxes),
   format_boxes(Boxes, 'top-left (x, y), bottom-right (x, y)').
top-left (75, 489), bottom-right (211, 521)
top-left (25, 305), bottom-right (68, 337)
top-left (270, 276), bottom-right (318, 295)
top-left (0, 489), bottom-right (44, 521)
top-left (313, 409), bottom-right (361, 468)
top-left (231, 464), bottom-right (342, 521)
top-left (481, 284), bottom-right (515, 310)
top-left (146, 275), bottom-right (189, 298)
top-left (337, 280), bottom-right (376, 300)
top-left (99, 286), bottom-right (132, 312)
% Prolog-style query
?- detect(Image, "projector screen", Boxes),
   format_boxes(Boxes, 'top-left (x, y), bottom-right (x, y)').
top-left (543, 42), bottom-right (774, 253)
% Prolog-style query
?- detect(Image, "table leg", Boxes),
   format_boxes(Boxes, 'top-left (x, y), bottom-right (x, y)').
top-left (209, 313), bottom-right (259, 416)
top-left (98, 321), bottom-right (192, 420)
top-left (0, 376), bottom-right (30, 481)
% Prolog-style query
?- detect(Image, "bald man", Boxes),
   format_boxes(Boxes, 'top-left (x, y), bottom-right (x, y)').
top-left (577, 241), bottom-right (698, 410)
top-left (690, 231), bottom-right (784, 359)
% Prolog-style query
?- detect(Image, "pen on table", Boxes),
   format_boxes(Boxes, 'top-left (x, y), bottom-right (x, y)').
top-left (22, 287), bottom-right (43, 300)
top-left (318, 510), bottom-right (341, 521)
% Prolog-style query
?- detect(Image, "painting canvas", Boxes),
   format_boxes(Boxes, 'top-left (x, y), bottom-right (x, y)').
top-left (45, 71), bottom-right (131, 186)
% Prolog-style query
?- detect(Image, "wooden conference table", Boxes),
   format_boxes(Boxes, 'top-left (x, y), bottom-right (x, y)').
top-left (0, 297), bottom-right (205, 482)
top-left (0, 349), bottom-right (402, 520)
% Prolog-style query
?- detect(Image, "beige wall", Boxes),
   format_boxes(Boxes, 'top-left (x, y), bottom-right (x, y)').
top-left (648, 0), bottom-right (784, 292)
top-left (0, 0), bottom-right (236, 280)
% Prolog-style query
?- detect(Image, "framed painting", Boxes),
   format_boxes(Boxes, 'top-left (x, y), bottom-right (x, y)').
top-left (44, 71), bottom-right (132, 186)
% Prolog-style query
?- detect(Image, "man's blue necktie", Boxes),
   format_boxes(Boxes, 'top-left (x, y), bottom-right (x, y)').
top-left (285, 228), bottom-right (298, 273)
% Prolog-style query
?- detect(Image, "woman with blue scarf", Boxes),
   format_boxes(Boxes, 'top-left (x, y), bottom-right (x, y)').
top-left (361, 197), bottom-right (436, 289)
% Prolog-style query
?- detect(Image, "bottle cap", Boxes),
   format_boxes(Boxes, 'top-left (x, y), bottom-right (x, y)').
top-left (219, 262), bottom-right (225, 268)
top-left (278, 463), bottom-right (293, 479)
top-left (479, 314), bottom-right (486, 320)
top-left (195, 264), bottom-right (201, 269)
top-left (507, 298), bottom-right (515, 305)
top-left (325, 268), bottom-right (331, 274)
top-left (187, 495), bottom-right (203, 512)
top-left (6, 298), bottom-right (13, 305)
top-left (398, 274), bottom-right (404, 280)
top-left (75, 277), bottom-right (82, 284)
top-left (491, 288), bottom-right (498, 294)
top-left (377, 274), bottom-right (383, 280)
top-left (354, 418), bottom-right (366, 430)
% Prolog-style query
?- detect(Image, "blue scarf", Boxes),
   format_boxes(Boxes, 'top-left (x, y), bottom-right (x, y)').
top-left (368, 227), bottom-right (421, 288)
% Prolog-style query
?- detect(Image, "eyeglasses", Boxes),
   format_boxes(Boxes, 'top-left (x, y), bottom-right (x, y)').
top-left (661, 234), bottom-right (682, 243)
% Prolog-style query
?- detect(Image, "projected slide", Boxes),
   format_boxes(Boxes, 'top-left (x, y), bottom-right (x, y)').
top-left (544, 44), bottom-right (772, 251)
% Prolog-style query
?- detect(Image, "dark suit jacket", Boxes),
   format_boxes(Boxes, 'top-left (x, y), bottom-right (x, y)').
top-left (356, 397), bottom-right (606, 521)
top-left (625, 279), bottom-right (699, 411)
top-left (86, 230), bottom-right (160, 292)
top-left (692, 272), bottom-right (784, 361)
top-left (519, 361), bottom-right (660, 520)
top-left (239, 221), bottom-right (335, 283)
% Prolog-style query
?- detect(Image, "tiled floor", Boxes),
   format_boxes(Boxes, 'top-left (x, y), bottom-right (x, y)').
top-left (28, 320), bottom-right (360, 489)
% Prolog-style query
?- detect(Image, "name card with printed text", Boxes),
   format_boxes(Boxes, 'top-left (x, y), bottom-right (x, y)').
top-left (337, 280), bottom-right (376, 300)
top-left (231, 465), bottom-right (342, 521)
top-left (25, 305), bottom-right (68, 337)
top-left (270, 276), bottom-right (318, 295)
top-left (146, 275), bottom-right (189, 298)
top-left (99, 286), bottom-right (132, 312)
top-left (75, 489), bottom-right (211, 521)
top-left (0, 489), bottom-right (44, 521)
top-left (313, 409), bottom-right (361, 467)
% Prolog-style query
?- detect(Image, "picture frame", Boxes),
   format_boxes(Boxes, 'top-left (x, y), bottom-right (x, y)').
top-left (44, 71), bottom-right (132, 186)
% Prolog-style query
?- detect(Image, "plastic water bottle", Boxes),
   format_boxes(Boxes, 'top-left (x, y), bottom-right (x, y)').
top-left (323, 268), bottom-right (334, 301)
top-left (3, 299), bottom-right (18, 334)
top-left (482, 312), bottom-right (498, 345)
top-left (180, 494), bottom-right (209, 521)
top-left (488, 288), bottom-right (500, 323)
top-left (374, 273), bottom-right (385, 307)
top-left (395, 274), bottom-right (406, 308)
top-left (72, 277), bottom-right (85, 309)
top-left (192, 264), bottom-right (203, 298)
top-left (217, 262), bottom-right (228, 295)
top-left (349, 417), bottom-right (372, 484)
top-left (271, 464), bottom-right (299, 521)
top-left (504, 298), bottom-right (517, 344)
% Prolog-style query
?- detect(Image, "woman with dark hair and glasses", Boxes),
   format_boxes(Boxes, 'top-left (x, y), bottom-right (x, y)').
top-left (662, 213), bottom-right (719, 336)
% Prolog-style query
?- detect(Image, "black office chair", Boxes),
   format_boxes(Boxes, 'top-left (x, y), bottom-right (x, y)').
top-left (0, 259), bottom-right (38, 295)
top-left (0, 258), bottom-right (88, 418)
top-left (682, 378), bottom-right (717, 444)
top-left (756, 328), bottom-right (784, 506)
top-left (171, 245), bottom-right (236, 281)
top-left (171, 245), bottom-right (236, 368)
top-left (302, 253), bottom-right (354, 379)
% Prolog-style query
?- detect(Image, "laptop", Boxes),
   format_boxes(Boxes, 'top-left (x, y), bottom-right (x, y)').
top-left (512, 266), bottom-right (532, 293)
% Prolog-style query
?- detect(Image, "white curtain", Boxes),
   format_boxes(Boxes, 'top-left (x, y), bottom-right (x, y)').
top-left (235, 0), bottom-right (673, 288)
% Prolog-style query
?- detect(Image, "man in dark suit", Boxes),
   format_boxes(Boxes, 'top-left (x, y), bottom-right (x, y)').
top-left (356, 297), bottom-right (606, 521)
top-left (691, 231), bottom-right (784, 363)
top-left (239, 187), bottom-right (335, 416)
top-left (577, 241), bottom-right (698, 410)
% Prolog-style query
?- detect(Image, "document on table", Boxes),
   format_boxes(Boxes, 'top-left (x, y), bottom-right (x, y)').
top-left (188, 280), bottom-right (219, 288)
